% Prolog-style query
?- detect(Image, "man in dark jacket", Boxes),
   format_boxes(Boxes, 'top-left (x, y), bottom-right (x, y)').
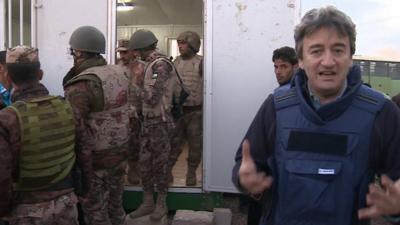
top-left (392, 93), bottom-right (400, 108)
top-left (232, 6), bottom-right (400, 225)
top-left (272, 46), bottom-right (298, 91)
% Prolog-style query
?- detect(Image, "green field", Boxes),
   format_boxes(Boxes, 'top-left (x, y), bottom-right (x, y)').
top-left (355, 59), bottom-right (400, 97)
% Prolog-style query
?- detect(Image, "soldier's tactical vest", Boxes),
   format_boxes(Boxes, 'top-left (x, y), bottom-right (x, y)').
top-left (9, 96), bottom-right (76, 191)
top-left (76, 65), bottom-right (130, 152)
top-left (142, 57), bottom-right (179, 120)
top-left (174, 55), bottom-right (203, 106)
top-left (268, 85), bottom-right (385, 225)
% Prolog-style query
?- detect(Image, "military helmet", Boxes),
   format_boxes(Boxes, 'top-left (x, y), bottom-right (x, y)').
top-left (177, 31), bottom-right (201, 53)
top-left (129, 29), bottom-right (158, 50)
top-left (69, 26), bottom-right (106, 54)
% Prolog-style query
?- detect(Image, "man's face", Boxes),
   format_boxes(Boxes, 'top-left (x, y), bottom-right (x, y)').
top-left (273, 59), bottom-right (296, 85)
top-left (177, 40), bottom-right (192, 57)
top-left (70, 48), bottom-right (84, 66)
top-left (130, 50), bottom-right (141, 59)
top-left (299, 27), bottom-right (352, 98)
top-left (118, 50), bottom-right (131, 65)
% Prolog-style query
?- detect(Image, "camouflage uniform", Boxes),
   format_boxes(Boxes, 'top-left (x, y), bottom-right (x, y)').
top-left (128, 50), bottom-right (178, 221)
top-left (169, 54), bottom-right (203, 185)
top-left (140, 51), bottom-right (177, 194)
top-left (116, 39), bottom-right (144, 185)
top-left (64, 57), bottom-right (130, 225)
top-left (9, 192), bottom-right (78, 225)
top-left (126, 59), bottom-right (146, 185)
top-left (0, 46), bottom-right (92, 225)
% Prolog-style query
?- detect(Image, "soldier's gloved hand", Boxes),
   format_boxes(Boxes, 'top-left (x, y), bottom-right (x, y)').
top-left (238, 139), bottom-right (273, 195)
top-left (358, 175), bottom-right (400, 219)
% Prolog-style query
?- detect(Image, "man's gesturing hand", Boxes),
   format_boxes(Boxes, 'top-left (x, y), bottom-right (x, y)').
top-left (238, 139), bottom-right (273, 194)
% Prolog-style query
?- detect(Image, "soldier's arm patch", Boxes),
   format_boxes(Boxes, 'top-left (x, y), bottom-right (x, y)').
top-left (152, 60), bottom-right (173, 80)
top-left (143, 59), bottom-right (174, 106)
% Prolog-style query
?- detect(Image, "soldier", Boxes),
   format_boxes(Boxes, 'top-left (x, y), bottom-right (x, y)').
top-left (0, 45), bottom-right (92, 225)
top-left (63, 26), bottom-right (130, 225)
top-left (168, 31), bottom-right (203, 186)
top-left (128, 29), bottom-right (179, 221)
top-left (0, 51), bottom-right (12, 109)
top-left (116, 38), bottom-right (143, 185)
top-left (116, 39), bottom-right (131, 67)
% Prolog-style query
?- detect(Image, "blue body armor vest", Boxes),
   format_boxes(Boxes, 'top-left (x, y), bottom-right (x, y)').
top-left (274, 82), bottom-right (291, 93)
top-left (264, 84), bottom-right (385, 225)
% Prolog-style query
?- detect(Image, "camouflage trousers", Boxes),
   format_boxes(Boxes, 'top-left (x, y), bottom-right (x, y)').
top-left (9, 192), bottom-right (78, 225)
top-left (81, 162), bottom-right (127, 225)
top-left (140, 118), bottom-right (174, 194)
top-left (169, 110), bottom-right (203, 170)
top-left (128, 118), bottom-right (141, 172)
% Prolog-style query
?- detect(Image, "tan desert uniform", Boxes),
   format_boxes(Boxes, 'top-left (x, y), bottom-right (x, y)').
top-left (169, 31), bottom-right (203, 186)
top-left (169, 52), bottom-right (203, 186)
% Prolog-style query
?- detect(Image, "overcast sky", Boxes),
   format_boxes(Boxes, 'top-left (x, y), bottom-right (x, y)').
top-left (301, 0), bottom-right (400, 61)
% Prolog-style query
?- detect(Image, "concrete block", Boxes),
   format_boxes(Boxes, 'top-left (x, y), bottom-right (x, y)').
top-left (213, 208), bottom-right (232, 225)
top-left (172, 210), bottom-right (213, 225)
top-left (125, 214), bottom-right (167, 225)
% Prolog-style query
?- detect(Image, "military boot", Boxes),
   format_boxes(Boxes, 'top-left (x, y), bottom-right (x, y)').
top-left (150, 193), bottom-right (167, 221)
top-left (186, 166), bottom-right (197, 186)
top-left (129, 191), bottom-right (154, 219)
top-left (127, 166), bottom-right (140, 185)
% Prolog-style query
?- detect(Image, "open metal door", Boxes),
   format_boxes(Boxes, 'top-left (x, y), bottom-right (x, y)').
top-left (203, 0), bottom-right (301, 193)
top-left (33, 0), bottom-right (116, 96)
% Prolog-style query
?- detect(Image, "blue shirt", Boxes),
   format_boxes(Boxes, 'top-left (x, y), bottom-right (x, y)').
top-left (0, 83), bottom-right (11, 106)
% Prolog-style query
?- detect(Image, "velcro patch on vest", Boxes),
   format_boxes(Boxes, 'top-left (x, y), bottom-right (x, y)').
top-left (287, 131), bottom-right (347, 155)
top-left (317, 168), bottom-right (335, 175)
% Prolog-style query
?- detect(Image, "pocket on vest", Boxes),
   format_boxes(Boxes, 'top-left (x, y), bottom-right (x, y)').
top-left (278, 159), bottom-right (342, 224)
